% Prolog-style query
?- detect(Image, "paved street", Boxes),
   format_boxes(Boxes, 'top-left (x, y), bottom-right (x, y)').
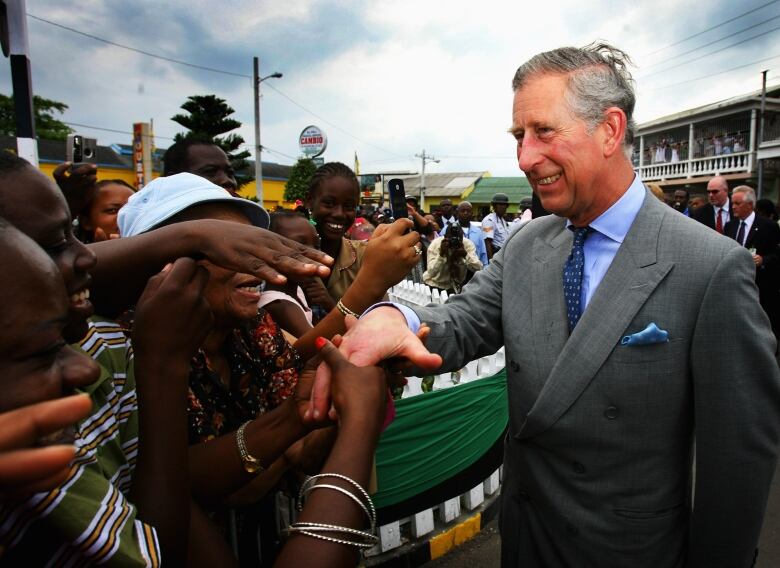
top-left (425, 457), bottom-right (780, 567)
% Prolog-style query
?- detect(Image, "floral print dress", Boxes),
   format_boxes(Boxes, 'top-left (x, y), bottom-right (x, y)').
top-left (187, 310), bottom-right (301, 444)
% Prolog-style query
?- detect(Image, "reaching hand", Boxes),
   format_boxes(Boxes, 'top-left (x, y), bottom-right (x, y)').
top-left (53, 162), bottom-right (98, 217)
top-left (132, 258), bottom-right (213, 373)
top-left (310, 311), bottom-right (441, 419)
top-left (357, 219), bottom-right (421, 296)
top-left (316, 338), bottom-right (388, 427)
top-left (189, 220), bottom-right (333, 285)
top-left (0, 394), bottom-right (92, 498)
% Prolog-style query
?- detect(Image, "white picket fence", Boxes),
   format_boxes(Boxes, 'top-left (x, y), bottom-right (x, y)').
top-left (359, 279), bottom-right (505, 560)
top-left (364, 466), bottom-right (503, 559)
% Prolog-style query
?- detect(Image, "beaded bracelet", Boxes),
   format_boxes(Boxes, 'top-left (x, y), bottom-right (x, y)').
top-left (336, 299), bottom-right (361, 319)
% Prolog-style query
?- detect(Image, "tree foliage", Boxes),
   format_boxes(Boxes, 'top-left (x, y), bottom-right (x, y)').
top-left (171, 94), bottom-right (252, 184)
top-left (284, 158), bottom-right (317, 202)
top-left (0, 93), bottom-right (73, 140)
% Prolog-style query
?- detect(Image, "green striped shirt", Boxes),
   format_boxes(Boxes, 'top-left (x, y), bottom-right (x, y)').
top-left (0, 319), bottom-right (161, 566)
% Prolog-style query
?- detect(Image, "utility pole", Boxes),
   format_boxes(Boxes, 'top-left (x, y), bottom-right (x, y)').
top-left (253, 57), bottom-right (282, 204)
top-left (758, 69), bottom-right (768, 199)
top-left (415, 149), bottom-right (439, 212)
top-left (1, 0), bottom-right (38, 165)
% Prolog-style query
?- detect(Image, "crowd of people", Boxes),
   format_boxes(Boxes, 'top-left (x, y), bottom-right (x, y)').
top-left (0, 143), bottom-right (423, 566)
top-left (3, 40), bottom-right (780, 568)
top-left (641, 130), bottom-right (749, 166)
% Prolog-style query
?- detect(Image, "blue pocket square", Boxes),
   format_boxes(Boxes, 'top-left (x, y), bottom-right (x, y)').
top-left (621, 323), bottom-right (669, 346)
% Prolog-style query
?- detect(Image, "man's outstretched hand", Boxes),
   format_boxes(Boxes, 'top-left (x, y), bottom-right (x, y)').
top-left (310, 308), bottom-right (442, 420)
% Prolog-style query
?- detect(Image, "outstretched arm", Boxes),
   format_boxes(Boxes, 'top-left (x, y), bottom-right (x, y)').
top-left (294, 219), bottom-right (421, 360)
top-left (275, 339), bottom-right (387, 568)
top-left (89, 220), bottom-right (333, 317)
top-left (130, 259), bottom-right (213, 564)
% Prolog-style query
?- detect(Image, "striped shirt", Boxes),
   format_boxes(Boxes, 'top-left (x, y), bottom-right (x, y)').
top-left (0, 319), bottom-right (161, 566)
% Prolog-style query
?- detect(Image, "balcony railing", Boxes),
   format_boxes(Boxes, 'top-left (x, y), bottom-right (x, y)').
top-left (638, 151), bottom-right (752, 181)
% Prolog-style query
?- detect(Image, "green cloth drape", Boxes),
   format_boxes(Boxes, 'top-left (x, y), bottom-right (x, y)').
top-left (374, 370), bottom-right (508, 508)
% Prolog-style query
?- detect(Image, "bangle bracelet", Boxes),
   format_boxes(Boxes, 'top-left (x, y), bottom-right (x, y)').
top-left (336, 299), bottom-right (361, 319)
top-left (284, 525), bottom-right (377, 549)
top-left (299, 473), bottom-right (376, 530)
top-left (302, 484), bottom-right (374, 531)
top-left (286, 522), bottom-right (378, 545)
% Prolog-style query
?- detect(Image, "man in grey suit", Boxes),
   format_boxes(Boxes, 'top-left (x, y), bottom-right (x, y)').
top-left (313, 43), bottom-right (780, 567)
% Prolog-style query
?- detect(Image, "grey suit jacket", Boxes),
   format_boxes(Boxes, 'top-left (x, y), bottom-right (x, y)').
top-left (413, 192), bottom-right (780, 567)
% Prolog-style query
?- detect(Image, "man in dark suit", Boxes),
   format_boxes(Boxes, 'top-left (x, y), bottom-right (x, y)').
top-left (693, 175), bottom-right (731, 233)
top-left (727, 185), bottom-right (780, 335)
top-left (318, 43), bottom-right (780, 567)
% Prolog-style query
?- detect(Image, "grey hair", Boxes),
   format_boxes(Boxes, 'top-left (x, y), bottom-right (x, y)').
top-left (732, 185), bottom-right (756, 205)
top-left (457, 201), bottom-right (473, 210)
top-left (512, 41), bottom-right (636, 159)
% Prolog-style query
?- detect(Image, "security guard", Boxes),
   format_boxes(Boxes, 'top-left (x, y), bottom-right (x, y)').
top-left (481, 192), bottom-right (510, 260)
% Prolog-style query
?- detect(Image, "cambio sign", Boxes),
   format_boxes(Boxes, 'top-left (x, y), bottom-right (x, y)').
top-left (299, 125), bottom-right (327, 158)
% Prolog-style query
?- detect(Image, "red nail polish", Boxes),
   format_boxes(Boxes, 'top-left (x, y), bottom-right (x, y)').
top-left (315, 336), bottom-right (327, 350)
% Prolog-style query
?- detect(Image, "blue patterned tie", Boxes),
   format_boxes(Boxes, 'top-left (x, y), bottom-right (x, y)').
top-left (563, 226), bottom-right (592, 332)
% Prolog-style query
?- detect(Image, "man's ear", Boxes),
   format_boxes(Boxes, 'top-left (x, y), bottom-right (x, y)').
top-left (600, 107), bottom-right (627, 158)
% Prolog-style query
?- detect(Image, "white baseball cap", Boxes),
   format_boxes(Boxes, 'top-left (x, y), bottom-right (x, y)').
top-left (118, 172), bottom-right (270, 237)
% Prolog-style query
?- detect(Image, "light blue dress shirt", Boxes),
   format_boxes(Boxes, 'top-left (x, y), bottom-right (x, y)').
top-left (568, 174), bottom-right (645, 311)
top-left (376, 176), bottom-right (647, 332)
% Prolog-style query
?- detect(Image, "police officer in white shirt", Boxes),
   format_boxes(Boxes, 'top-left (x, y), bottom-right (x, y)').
top-left (482, 192), bottom-right (511, 260)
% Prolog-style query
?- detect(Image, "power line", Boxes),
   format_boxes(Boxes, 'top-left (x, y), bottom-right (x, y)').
top-left (262, 83), bottom-right (407, 158)
top-left (64, 121), bottom-right (175, 140)
top-left (27, 14), bottom-right (252, 79)
top-left (641, 0), bottom-right (780, 58)
top-left (28, 13), bottom-right (407, 160)
top-left (641, 14), bottom-right (780, 70)
top-left (641, 52), bottom-right (780, 91)
top-left (638, 24), bottom-right (780, 80)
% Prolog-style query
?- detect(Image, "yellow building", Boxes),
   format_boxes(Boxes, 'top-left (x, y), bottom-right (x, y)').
top-left (1, 136), bottom-right (294, 211)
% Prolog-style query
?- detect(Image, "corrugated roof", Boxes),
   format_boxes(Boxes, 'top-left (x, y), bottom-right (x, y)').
top-left (393, 171), bottom-right (488, 197)
top-left (468, 176), bottom-right (533, 203)
top-left (638, 86), bottom-right (780, 132)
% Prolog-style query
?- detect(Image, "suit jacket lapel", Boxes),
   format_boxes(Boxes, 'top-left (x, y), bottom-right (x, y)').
top-left (529, 221), bottom-right (571, 393)
top-left (517, 196), bottom-right (674, 439)
top-left (745, 223), bottom-right (758, 249)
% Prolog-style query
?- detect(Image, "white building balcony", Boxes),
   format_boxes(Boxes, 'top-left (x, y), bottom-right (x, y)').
top-left (637, 151), bottom-right (753, 182)
top-left (634, 87), bottom-right (780, 195)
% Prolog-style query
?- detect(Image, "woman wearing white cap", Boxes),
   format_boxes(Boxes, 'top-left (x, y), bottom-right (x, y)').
top-left (119, 173), bottom-right (419, 563)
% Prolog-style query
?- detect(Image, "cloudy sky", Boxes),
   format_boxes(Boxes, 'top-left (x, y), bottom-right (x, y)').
top-left (3, 0), bottom-right (780, 176)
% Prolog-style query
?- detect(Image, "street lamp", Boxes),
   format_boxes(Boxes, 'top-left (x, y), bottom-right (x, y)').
top-left (253, 56), bottom-right (282, 203)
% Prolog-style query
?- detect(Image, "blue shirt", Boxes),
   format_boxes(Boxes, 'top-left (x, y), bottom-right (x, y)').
top-left (568, 174), bottom-right (645, 311)
top-left (378, 175), bottom-right (646, 331)
top-left (442, 222), bottom-right (488, 266)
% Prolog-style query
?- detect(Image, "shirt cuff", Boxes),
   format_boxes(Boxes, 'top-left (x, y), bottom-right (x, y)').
top-left (362, 302), bottom-right (421, 333)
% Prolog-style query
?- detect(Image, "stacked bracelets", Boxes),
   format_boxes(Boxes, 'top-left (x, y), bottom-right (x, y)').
top-left (283, 473), bottom-right (378, 549)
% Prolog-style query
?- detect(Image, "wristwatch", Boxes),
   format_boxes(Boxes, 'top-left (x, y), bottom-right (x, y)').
top-left (236, 421), bottom-right (265, 474)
